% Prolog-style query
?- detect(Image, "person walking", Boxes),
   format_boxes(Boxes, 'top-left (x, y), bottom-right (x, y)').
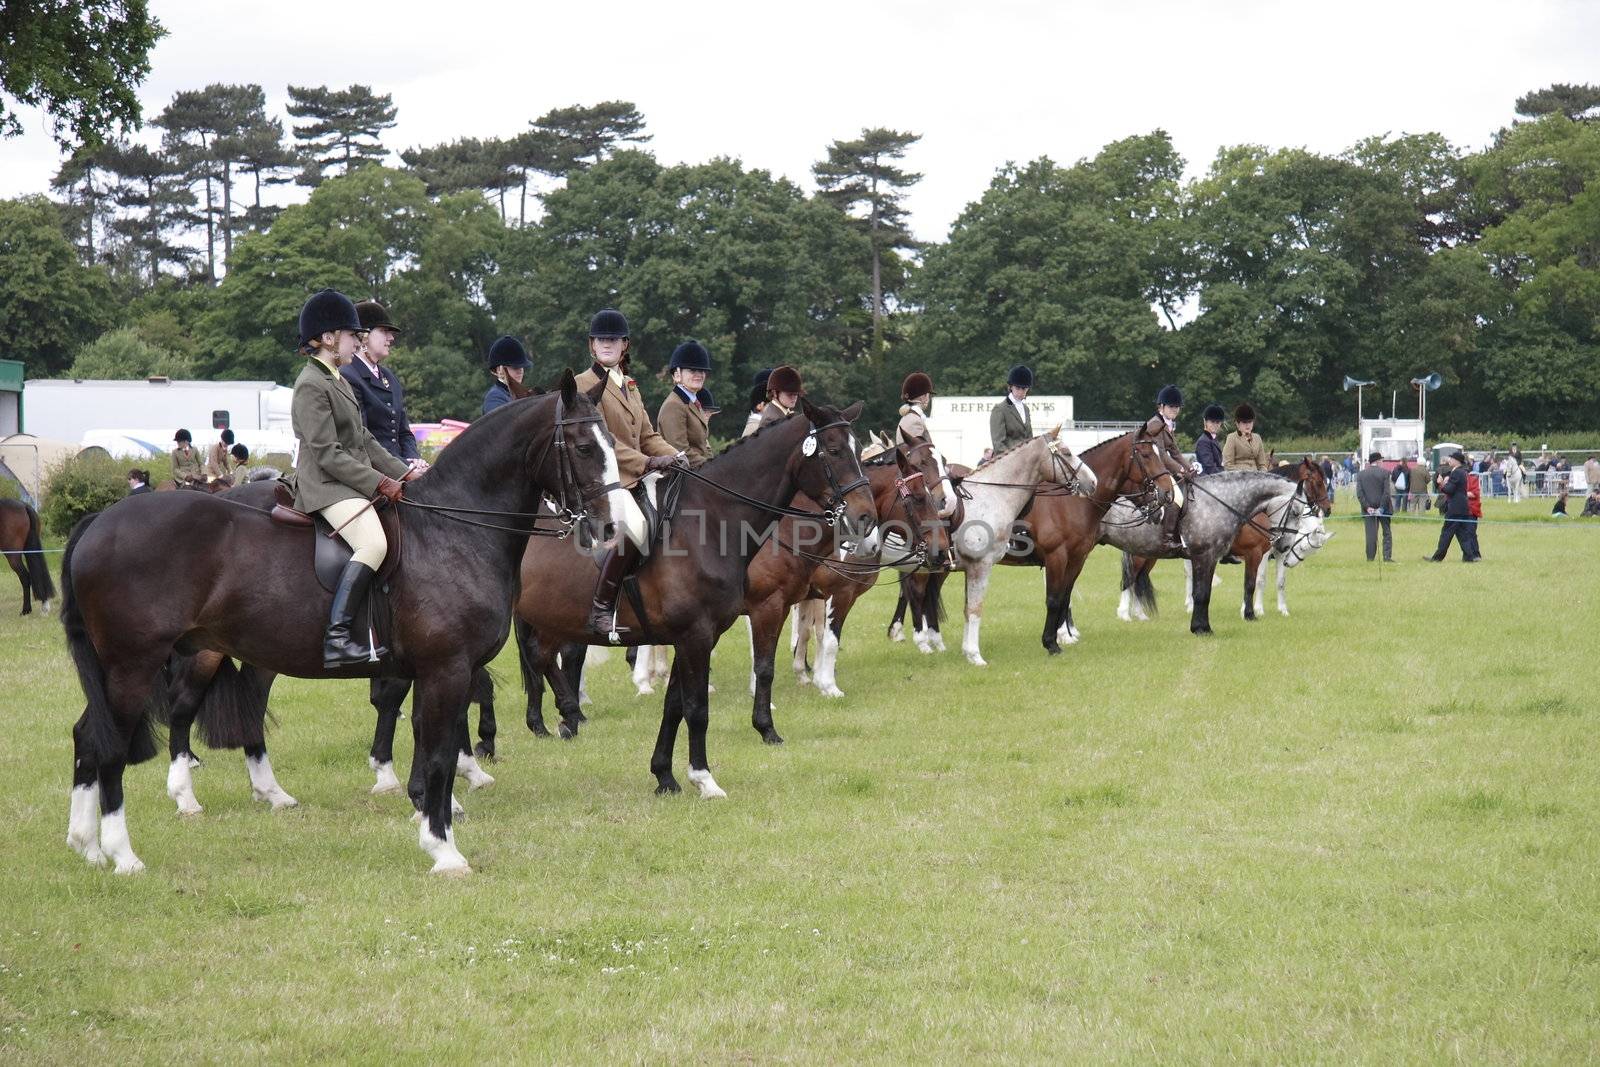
top-left (341, 299), bottom-right (423, 467)
top-left (655, 340), bottom-right (713, 469)
top-left (989, 365), bottom-right (1034, 455)
top-left (1425, 450), bottom-right (1476, 563)
top-left (290, 289), bottom-right (418, 667)
top-left (1356, 451), bottom-right (1394, 562)
top-left (1222, 404), bottom-right (1269, 471)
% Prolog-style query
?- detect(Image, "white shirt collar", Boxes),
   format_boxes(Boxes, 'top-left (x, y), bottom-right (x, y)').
top-left (358, 353), bottom-right (383, 379)
top-left (1009, 393), bottom-right (1028, 413)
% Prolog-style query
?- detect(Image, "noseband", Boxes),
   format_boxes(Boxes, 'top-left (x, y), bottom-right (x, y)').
top-left (808, 420), bottom-right (872, 532)
top-left (545, 396), bottom-right (622, 527)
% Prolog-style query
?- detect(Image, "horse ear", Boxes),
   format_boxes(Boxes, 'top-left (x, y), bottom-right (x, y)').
top-left (896, 447), bottom-right (913, 474)
top-left (841, 400), bottom-right (864, 423)
top-left (800, 396), bottom-right (821, 425)
top-left (559, 368), bottom-right (577, 407)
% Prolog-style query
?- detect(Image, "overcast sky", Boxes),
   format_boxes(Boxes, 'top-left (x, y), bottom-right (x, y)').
top-left (3, 0), bottom-right (1597, 242)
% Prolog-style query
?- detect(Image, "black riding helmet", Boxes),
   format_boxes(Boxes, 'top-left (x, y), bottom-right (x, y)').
top-left (487, 336), bottom-right (532, 370)
top-left (588, 308), bottom-right (629, 339)
top-left (668, 340), bottom-right (712, 372)
top-left (298, 289), bottom-right (364, 348)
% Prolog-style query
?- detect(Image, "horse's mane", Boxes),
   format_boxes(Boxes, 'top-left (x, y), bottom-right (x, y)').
top-left (1077, 430), bottom-right (1138, 461)
top-left (974, 431), bottom-right (1051, 470)
top-left (707, 404), bottom-right (846, 463)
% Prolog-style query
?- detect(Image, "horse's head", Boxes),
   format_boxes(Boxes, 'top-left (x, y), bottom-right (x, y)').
top-left (542, 369), bottom-right (626, 550)
top-left (1117, 424), bottom-right (1181, 500)
top-left (884, 445), bottom-right (953, 570)
top-left (1043, 426), bottom-right (1096, 495)
top-left (1278, 508), bottom-right (1333, 568)
top-left (1298, 457), bottom-right (1332, 516)
top-left (797, 398), bottom-right (880, 559)
top-left (898, 433), bottom-right (958, 518)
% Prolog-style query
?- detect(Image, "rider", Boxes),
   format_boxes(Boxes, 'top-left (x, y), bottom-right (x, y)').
top-left (989, 365), bottom-right (1034, 455)
top-left (482, 336), bottom-right (533, 415)
top-left (758, 365), bottom-right (804, 430)
top-left (290, 289), bottom-right (417, 668)
top-left (204, 429), bottom-right (236, 482)
top-left (897, 372), bottom-right (934, 448)
top-left (656, 340), bottom-right (713, 469)
top-left (1223, 403), bottom-right (1269, 471)
top-left (171, 429), bottom-right (204, 485)
top-left (1195, 404), bottom-right (1226, 475)
top-left (1141, 384), bottom-right (1191, 552)
top-left (343, 299), bottom-right (422, 466)
top-left (578, 308), bottom-right (683, 641)
top-left (742, 367), bottom-right (772, 438)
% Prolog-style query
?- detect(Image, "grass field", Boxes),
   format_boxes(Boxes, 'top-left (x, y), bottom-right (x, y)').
top-left (1, 498), bottom-right (1597, 1062)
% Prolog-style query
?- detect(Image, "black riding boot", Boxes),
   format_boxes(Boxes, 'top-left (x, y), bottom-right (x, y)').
top-left (588, 540), bottom-right (637, 643)
top-left (324, 560), bottom-right (387, 668)
top-left (1161, 498), bottom-right (1187, 555)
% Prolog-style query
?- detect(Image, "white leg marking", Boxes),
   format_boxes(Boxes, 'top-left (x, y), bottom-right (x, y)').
top-left (687, 766), bottom-right (727, 799)
top-left (816, 600), bottom-right (844, 698)
top-left (451, 792), bottom-right (465, 816)
top-left (67, 783), bottom-right (105, 866)
top-left (1277, 557), bottom-right (1291, 616)
top-left (370, 757), bottom-right (402, 795)
top-left (577, 658), bottom-right (592, 706)
top-left (99, 807), bottom-right (144, 875)
top-left (633, 644), bottom-right (655, 695)
top-left (167, 756), bottom-right (203, 816)
top-left (247, 753), bottom-right (298, 810)
top-left (930, 629), bottom-right (946, 652)
top-left (418, 822), bottom-right (471, 875)
top-left (888, 619), bottom-right (905, 642)
top-left (1117, 587), bottom-right (1133, 622)
top-left (1255, 557), bottom-right (1269, 615)
top-left (1184, 558), bottom-right (1195, 613)
top-left (455, 751), bottom-right (495, 791)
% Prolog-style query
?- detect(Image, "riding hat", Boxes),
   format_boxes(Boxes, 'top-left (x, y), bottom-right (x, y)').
top-left (902, 371), bottom-right (933, 402)
top-left (1202, 403), bottom-right (1226, 423)
top-left (1234, 402), bottom-right (1256, 423)
top-left (174, 428), bottom-right (192, 443)
top-left (298, 288), bottom-right (364, 347)
top-left (767, 365), bottom-right (804, 397)
top-left (487, 335), bottom-right (532, 370)
top-left (355, 299), bottom-right (403, 334)
top-left (1156, 384), bottom-right (1183, 407)
top-left (588, 308), bottom-right (630, 339)
top-left (220, 429), bottom-right (234, 445)
top-left (697, 387), bottom-right (719, 414)
top-left (1007, 364), bottom-right (1033, 390)
top-left (749, 368), bottom-right (773, 412)
top-left (668, 340), bottom-right (712, 372)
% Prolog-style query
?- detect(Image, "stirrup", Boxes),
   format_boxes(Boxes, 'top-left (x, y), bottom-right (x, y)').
top-left (589, 611), bottom-right (629, 646)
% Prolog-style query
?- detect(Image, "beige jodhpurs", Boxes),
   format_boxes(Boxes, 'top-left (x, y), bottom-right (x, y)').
top-left (319, 497), bottom-right (387, 570)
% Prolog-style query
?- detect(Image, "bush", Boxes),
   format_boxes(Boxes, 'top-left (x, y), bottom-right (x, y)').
top-left (66, 326), bottom-right (194, 380)
top-left (0, 476), bottom-right (20, 500)
top-left (41, 453), bottom-right (130, 537)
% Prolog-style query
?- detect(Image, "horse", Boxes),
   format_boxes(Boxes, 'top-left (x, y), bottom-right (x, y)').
top-left (1, 498), bottom-right (55, 615)
top-left (511, 400), bottom-right (881, 799)
top-left (743, 441), bottom-right (952, 744)
top-left (1104, 469), bottom-right (1319, 635)
top-left (59, 370), bottom-right (622, 874)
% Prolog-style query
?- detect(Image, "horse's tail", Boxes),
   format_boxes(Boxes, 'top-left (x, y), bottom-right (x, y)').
top-left (61, 513), bottom-right (159, 766)
top-left (1125, 554), bottom-right (1158, 617)
top-left (22, 503), bottom-right (56, 606)
top-left (194, 659), bottom-right (272, 749)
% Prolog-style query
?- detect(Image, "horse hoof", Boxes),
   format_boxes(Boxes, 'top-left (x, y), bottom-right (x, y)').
top-left (113, 856), bottom-right (147, 875)
top-left (260, 791), bottom-right (298, 810)
top-left (761, 731), bottom-right (785, 745)
top-left (795, 671), bottom-right (812, 686)
top-left (558, 722), bottom-right (577, 741)
top-left (529, 723), bottom-right (550, 738)
top-left (687, 769), bottom-right (727, 799)
top-left (654, 779), bottom-right (681, 795)
top-left (572, 709), bottom-right (588, 724)
top-left (965, 655), bottom-right (987, 667)
top-left (175, 800), bottom-right (203, 817)
top-left (635, 684), bottom-right (654, 697)
top-left (888, 622), bottom-right (904, 642)
top-left (472, 743), bottom-right (495, 761)
top-left (1045, 644), bottom-right (1061, 656)
top-left (819, 684), bottom-right (844, 699)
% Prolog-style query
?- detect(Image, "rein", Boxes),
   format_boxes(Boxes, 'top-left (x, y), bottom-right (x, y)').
top-left (671, 419), bottom-right (869, 526)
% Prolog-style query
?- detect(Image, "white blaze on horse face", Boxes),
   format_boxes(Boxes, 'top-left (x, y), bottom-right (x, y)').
top-left (67, 783), bottom-right (104, 865)
top-left (167, 757), bottom-right (202, 815)
top-left (590, 424), bottom-right (632, 547)
top-left (686, 766), bottom-right (727, 799)
top-left (455, 752), bottom-right (495, 791)
top-left (99, 807), bottom-right (144, 875)
top-left (246, 753), bottom-right (298, 809)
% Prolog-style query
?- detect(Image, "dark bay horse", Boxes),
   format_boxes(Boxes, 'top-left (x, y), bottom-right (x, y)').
top-left (1, 498), bottom-right (55, 615)
top-left (60, 371), bottom-right (621, 874)
top-left (514, 400), bottom-right (880, 798)
top-left (744, 442), bottom-right (951, 744)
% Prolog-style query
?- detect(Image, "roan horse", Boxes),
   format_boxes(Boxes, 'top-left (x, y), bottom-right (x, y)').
top-left (513, 400), bottom-right (881, 799)
top-left (1, 498), bottom-right (55, 615)
top-left (743, 441), bottom-right (952, 744)
top-left (59, 371), bottom-right (622, 874)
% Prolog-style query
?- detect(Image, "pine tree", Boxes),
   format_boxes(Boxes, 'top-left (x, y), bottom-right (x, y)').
top-left (531, 101), bottom-right (650, 174)
top-left (50, 142), bottom-right (117, 264)
top-left (101, 142), bottom-right (196, 285)
top-left (286, 84), bottom-right (397, 185)
top-left (813, 128), bottom-right (922, 359)
top-left (401, 137), bottom-right (519, 216)
top-left (232, 116), bottom-right (296, 231)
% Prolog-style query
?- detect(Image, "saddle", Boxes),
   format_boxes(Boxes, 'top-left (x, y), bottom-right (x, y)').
top-left (270, 482), bottom-right (400, 654)
top-left (615, 469), bottom-right (688, 643)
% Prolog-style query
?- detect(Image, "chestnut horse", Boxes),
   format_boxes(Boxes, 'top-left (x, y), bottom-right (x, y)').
top-left (59, 371), bottom-right (621, 874)
top-left (1, 498), bottom-right (55, 615)
top-left (744, 442), bottom-right (952, 744)
top-left (512, 400), bottom-right (881, 799)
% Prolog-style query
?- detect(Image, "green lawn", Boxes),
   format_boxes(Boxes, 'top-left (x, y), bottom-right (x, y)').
top-left (1, 499), bottom-right (1596, 1063)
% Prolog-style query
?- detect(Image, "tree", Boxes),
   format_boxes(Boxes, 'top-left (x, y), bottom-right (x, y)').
top-left (0, 197), bottom-right (117, 378)
top-left (1515, 83), bottom-right (1600, 123)
top-left (101, 142), bottom-right (197, 285)
top-left (531, 101), bottom-right (651, 175)
top-left (232, 116), bottom-right (297, 231)
top-left (0, 2), bottom-right (165, 147)
top-left (286, 84), bottom-right (397, 185)
top-left (50, 142), bottom-right (118, 264)
top-left (813, 128), bottom-right (922, 359)
top-left (400, 137), bottom-right (520, 218)
top-left (157, 85), bottom-right (270, 279)
top-left (67, 326), bottom-right (194, 379)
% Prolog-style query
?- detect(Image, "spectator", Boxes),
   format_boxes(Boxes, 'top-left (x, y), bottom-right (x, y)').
top-left (126, 469), bottom-right (152, 496)
top-left (1583, 489), bottom-right (1600, 518)
top-left (1553, 490), bottom-right (1569, 518)
top-left (1356, 451), bottom-right (1394, 563)
top-left (1392, 457), bottom-right (1411, 514)
top-left (1319, 454), bottom-right (1335, 504)
top-left (1585, 455), bottom-right (1600, 495)
top-left (1504, 449), bottom-right (1525, 503)
top-left (1426, 450), bottom-right (1477, 562)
